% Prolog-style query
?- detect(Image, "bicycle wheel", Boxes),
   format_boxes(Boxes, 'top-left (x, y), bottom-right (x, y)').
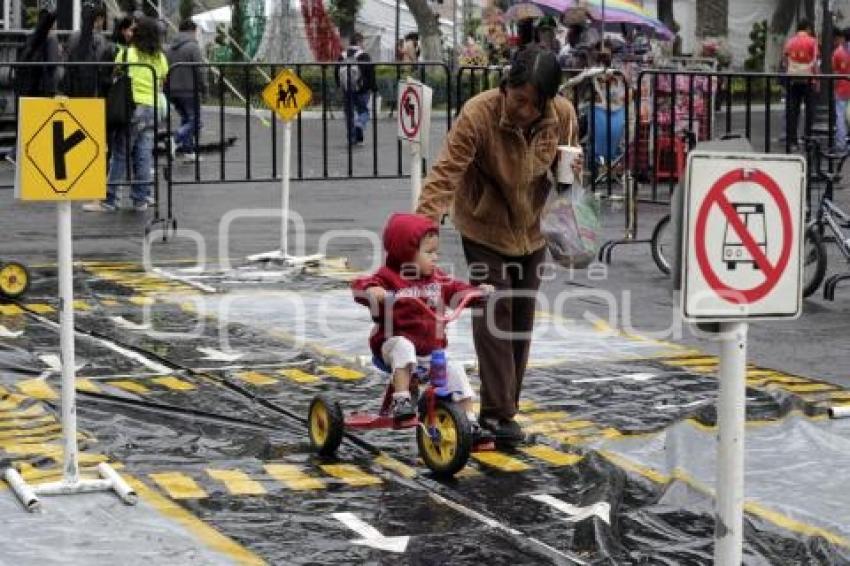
top-left (650, 214), bottom-right (673, 275)
top-left (802, 226), bottom-right (827, 298)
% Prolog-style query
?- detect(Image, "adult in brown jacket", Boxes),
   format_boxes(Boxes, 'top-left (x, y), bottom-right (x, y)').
top-left (416, 47), bottom-right (580, 441)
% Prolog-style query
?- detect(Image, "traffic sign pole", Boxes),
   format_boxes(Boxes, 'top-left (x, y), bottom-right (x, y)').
top-left (281, 120), bottom-right (292, 256)
top-left (57, 200), bottom-right (80, 485)
top-left (410, 141), bottom-right (421, 212)
top-left (714, 321), bottom-right (748, 566)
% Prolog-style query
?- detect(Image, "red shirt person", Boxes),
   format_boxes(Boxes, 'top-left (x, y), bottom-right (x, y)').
top-left (832, 28), bottom-right (850, 149)
top-left (783, 20), bottom-right (819, 147)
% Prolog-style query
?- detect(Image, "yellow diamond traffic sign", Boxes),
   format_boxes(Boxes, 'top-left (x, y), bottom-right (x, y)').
top-left (262, 69), bottom-right (312, 122)
top-left (15, 97), bottom-right (106, 201)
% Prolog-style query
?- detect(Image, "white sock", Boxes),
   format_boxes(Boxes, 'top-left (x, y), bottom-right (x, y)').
top-left (466, 411), bottom-right (477, 423)
top-left (392, 391), bottom-right (411, 401)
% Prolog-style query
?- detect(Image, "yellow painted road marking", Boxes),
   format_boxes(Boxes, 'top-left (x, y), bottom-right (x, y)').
top-left (1, 443), bottom-right (107, 464)
top-left (75, 379), bottom-right (102, 393)
top-left (453, 466), bottom-right (482, 478)
top-left (520, 445), bottom-right (583, 467)
top-left (100, 299), bottom-right (121, 307)
top-left (235, 371), bottom-right (278, 386)
top-left (73, 300), bottom-right (91, 311)
top-left (523, 411), bottom-right (571, 422)
top-left (151, 376), bottom-right (197, 391)
top-left (279, 369), bottom-right (320, 384)
top-left (0, 423), bottom-right (62, 440)
top-left (518, 400), bottom-right (537, 412)
top-left (106, 380), bottom-right (150, 394)
top-left (150, 472), bottom-right (208, 499)
top-left (128, 296), bottom-right (155, 306)
top-left (669, 357), bottom-right (718, 366)
top-left (0, 304), bottom-right (24, 316)
top-left (206, 469), bottom-right (265, 496)
top-left (320, 366), bottom-right (365, 381)
top-left (0, 394), bottom-right (28, 411)
top-left (264, 464), bottom-right (325, 490)
top-left (0, 414), bottom-right (55, 430)
top-left (24, 303), bottom-right (55, 314)
top-left (375, 454), bottom-right (417, 479)
top-left (828, 391), bottom-right (850, 400)
top-left (180, 302), bottom-right (198, 313)
top-left (472, 452), bottom-right (531, 472)
top-left (125, 476), bottom-right (266, 566)
top-left (320, 464), bottom-right (382, 486)
top-left (16, 379), bottom-right (58, 400)
top-left (0, 404), bottom-right (46, 420)
top-left (781, 383), bottom-right (837, 393)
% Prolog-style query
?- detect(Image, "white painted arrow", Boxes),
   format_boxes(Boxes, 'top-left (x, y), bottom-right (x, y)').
top-left (530, 494), bottom-right (611, 525)
top-left (0, 325), bottom-right (22, 338)
top-left (570, 373), bottom-right (656, 384)
top-left (197, 347), bottom-right (244, 362)
top-left (38, 354), bottom-right (86, 373)
top-left (111, 316), bottom-right (152, 331)
top-left (332, 512), bottom-right (410, 553)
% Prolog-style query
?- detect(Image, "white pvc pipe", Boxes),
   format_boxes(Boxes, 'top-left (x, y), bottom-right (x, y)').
top-left (73, 0), bottom-right (82, 31)
top-left (714, 321), bottom-right (748, 566)
top-left (828, 405), bottom-right (850, 419)
top-left (4, 468), bottom-right (40, 511)
top-left (411, 142), bottom-right (422, 212)
top-left (98, 463), bottom-right (138, 505)
top-left (281, 120), bottom-right (292, 258)
top-left (34, 479), bottom-right (113, 496)
top-left (57, 201), bottom-right (80, 485)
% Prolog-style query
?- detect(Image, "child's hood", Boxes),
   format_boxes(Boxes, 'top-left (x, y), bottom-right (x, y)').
top-left (383, 213), bottom-right (438, 270)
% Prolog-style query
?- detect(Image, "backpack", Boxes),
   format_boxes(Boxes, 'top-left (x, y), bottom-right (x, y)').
top-left (16, 40), bottom-right (48, 96)
top-left (339, 48), bottom-right (363, 92)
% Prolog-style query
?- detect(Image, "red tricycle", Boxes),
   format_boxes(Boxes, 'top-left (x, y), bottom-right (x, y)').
top-left (307, 290), bottom-right (494, 478)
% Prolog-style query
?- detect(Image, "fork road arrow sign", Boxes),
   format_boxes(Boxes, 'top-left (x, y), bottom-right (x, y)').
top-left (332, 512), bottom-right (410, 553)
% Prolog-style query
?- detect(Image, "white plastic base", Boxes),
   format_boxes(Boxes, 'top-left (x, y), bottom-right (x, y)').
top-left (245, 250), bottom-right (324, 267)
top-left (828, 405), bottom-right (850, 419)
top-left (4, 463), bottom-right (137, 512)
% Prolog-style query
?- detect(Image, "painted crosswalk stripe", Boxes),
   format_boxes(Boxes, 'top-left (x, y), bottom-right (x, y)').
top-left (320, 366), bottom-right (365, 381)
top-left (279, 369), bottom-right (320, 384)
top-left (472, 452), bottom-right (531, 472)
top-left (150, 472), bottom-right (208, 499)
top-left (128, 296), bottom-right (155, 306)
top-left (75, 379), bottom-right (102, 394)
top-left (0, 423), bottom-right (62, 440)
top-left (520, 445), bottom-right (583, 467)
top-left (0, 305), bottom-right (24, 316)
top-left (264, 464), bottom-right (325, 490)
top-left (151, 376), bottom-right (197, 391)
top-left (106, 380), bottom-right (150, 394)
top-left (0, 404), bottom-right (46, 420)
top-left (207, 469), bottom-right (265, 496)
top-left (235, 371), bottom-right (278, 386)
top-left (781, 383), bottom-right (837, 393)
top-left (0, 414), bottom-right (55, 430)
top-left (73, 301), bottom-right (92, 311)
top-left (25, 304), bottom-right (55, 314)
top-left (320, 464), bottom-right (382, 486)
top-left (375, 454), bottom-right (417, 479)
top-left (16, 379), bottom-right (58, 400)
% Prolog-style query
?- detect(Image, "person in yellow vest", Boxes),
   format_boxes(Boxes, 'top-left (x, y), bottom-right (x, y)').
top-left (83, 16), bottom-right (168, 212)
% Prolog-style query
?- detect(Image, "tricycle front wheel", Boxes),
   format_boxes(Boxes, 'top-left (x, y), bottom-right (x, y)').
top-left (416, 399), bottom-right (472, 478)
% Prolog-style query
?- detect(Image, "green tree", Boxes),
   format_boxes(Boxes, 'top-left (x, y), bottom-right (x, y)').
top-left (179, 0), bottom-right (195, 21)
top-left (230, 0), bottom-right (245, 61)
top-left (745, 21), bottom-right (767, 71)
top-left (329, 0), bottom-right (362, 40)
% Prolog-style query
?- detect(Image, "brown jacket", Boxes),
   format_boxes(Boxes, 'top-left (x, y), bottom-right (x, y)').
top-left (417, 88), bottom-right (579, 256)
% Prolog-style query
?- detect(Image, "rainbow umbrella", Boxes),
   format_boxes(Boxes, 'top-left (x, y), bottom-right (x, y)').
top-left (534, 0), bottom-right (673, 39)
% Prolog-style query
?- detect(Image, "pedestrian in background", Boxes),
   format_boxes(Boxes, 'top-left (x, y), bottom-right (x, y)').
top-left (167, 19), bottom-right (206, 161)
top-left (784, 19), bottom-right (819, 149)
top-left (832, 28), bottom-right (850, 151)
top-left (64, 3), bottom-right (112, 98)
top-left (336, 32), bottom-right (377, 146)
top-left (83, 16), bottom-right (168, 212)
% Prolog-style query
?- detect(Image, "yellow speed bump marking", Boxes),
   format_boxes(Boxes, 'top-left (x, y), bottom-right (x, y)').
top-left (264, 464), bottom-right (325, 491)
top-left (0, 394), bottom-right (28, 411)
top-left (128, 296), bottom-right (155, 306)
top-left (25, 303), bottom-right (55, 314)
top-left (320, 366), bottom-right (365, 381)
top-left (73, 300), bottom-right (92, 311)
top-left (0, 404), bottom-right (46, 420)
top-left (669, 357), bottom-right (718, 366)
top-left (235, 371), bottom-right (278, 387)
top-left (0, 304), bottom-right (25, 316)
top-left (320, 464), bottom-right (382, 486)
top-left (780, 383), bottom-right (837, 393)
top-left (149, 472), bottom-right (208, 499)
top-left (279, 369), bottom-right (320, 384)
top-left (75, 379), bottom-right (102, 393)
top-left (151, 376), bottom-right (197, 391)
top-left (472, 452), bottom-right (531, 472)
top-left (374, 454), bottom-right (417, 479)
top-left (16, 379), bottom-right (58, 400)
top-left (206, 469), bottom-right (265, 496)
top-left (0, 422), bottom-right (62, 440)
top-left (520, 445), bottom-right (582, 467)
top-left (106, 380), bottom-right (150, 394)
top-left (0, 414), bottom-right (55, 430)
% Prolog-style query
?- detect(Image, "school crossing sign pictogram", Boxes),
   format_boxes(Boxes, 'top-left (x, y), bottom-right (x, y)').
top-left (262, 69), bottom-right (312, 122)
top-left (681, 152), bottom-right (806, 321)
top-left (15, 98), bottom-right (106, 201)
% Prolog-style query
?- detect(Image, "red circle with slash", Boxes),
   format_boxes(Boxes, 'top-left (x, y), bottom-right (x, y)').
top-left (399, 86), bottom-right (421, 138)
top-left (694, 167), bottom-right (793, 304)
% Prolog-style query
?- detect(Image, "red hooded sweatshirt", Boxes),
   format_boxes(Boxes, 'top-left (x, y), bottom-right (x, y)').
top-left (351, 213), bottom-right (478, 358)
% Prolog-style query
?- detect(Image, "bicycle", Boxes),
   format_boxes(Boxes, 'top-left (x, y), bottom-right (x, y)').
top-left (307, 290), bottom-right (495, 478)
top-left (0, 261), bottom-right (29, 299)
top-left (800, 137), bottom-right (850, 298)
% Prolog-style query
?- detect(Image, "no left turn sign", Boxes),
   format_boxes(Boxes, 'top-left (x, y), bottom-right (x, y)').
top-left (681, 152), bottom-right (806, 321)
top-left (399, 85), bottom-right (421, 139)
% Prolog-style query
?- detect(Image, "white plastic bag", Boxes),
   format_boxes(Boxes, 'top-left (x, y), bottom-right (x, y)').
top-left (541, 184), bottom-right (601, 268)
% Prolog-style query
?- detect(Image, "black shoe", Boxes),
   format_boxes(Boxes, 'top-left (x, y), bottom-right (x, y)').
top-left (354, 126), bottom-right (364, 144)
top-left (392, 396), bottom-right (415, 421)
top-left (480, 417), bottom-right (524, 442)
top-left (470, 421), bottom-right (492, 445)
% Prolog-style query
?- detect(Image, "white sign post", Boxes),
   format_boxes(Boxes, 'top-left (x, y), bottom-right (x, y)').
top-left (680, 151), bottom-right (805, 565)
top-left (397, 78), bottom-right (433, 211)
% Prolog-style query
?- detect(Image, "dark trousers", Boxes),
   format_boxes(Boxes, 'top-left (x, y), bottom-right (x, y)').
top-left (787, 81), bottom-right (816, 145)
top-left (462, 238), bottom-right (547, 421)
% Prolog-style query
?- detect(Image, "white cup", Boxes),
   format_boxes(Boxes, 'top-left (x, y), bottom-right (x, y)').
top-left (557, 145), bottom-right (583, 185)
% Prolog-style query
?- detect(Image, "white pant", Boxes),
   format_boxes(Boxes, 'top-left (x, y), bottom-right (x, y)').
top-left (381, 336), bottom-right (475, 401)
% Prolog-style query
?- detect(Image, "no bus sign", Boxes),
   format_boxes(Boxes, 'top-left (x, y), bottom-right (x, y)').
top-left (681, 152), bottom-right (806, 321)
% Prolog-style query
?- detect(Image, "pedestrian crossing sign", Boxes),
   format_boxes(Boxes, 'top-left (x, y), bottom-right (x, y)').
top-left (262, 69), bottom-right (312, 122)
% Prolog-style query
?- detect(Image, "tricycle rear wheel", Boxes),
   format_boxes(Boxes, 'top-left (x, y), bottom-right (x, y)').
top-left (0, 262), bottom-right (30, 299)
top-left (308, 394), bottom-right (344, 456)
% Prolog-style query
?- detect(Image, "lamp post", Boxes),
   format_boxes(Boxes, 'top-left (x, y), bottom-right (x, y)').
top-left (395, 0), bottom-right (400, 61)
top-left (73, 0), bottom-right (81, 30)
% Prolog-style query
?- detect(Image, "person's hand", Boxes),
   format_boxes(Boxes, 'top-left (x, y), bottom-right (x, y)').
top-left (571, 152), bottom-right (584, 180)
top-left (478, 284), bottom-right (496, 296)
top-left (367, 286), bottom-right (387, 303)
